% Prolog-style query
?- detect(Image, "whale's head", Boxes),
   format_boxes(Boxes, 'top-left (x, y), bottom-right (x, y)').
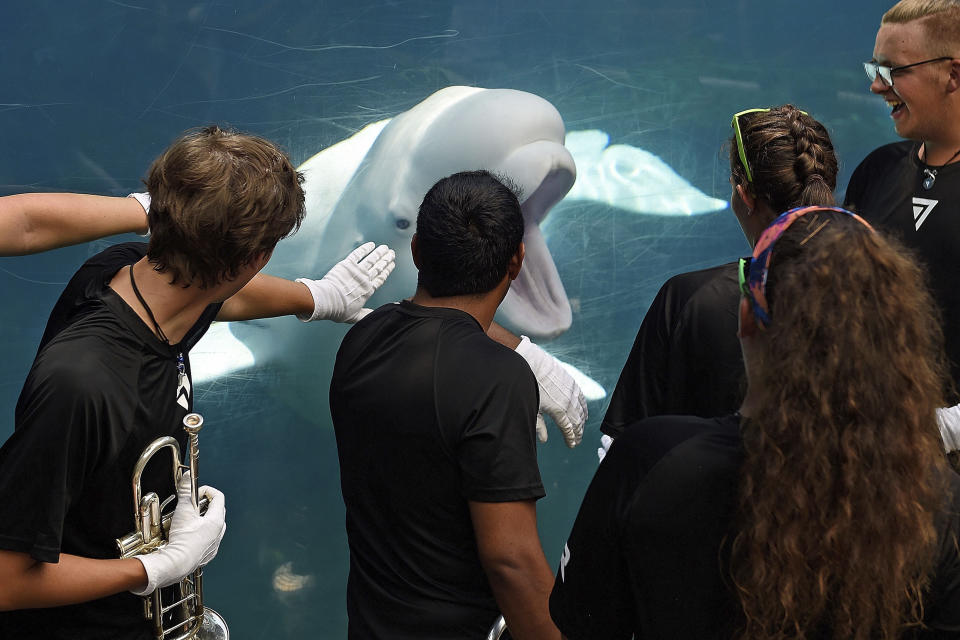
top-left (313, 86), bottom-right (576, 338)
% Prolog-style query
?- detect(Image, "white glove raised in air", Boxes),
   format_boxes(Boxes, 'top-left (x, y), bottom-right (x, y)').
top-left (132, 472), bottom-right (227, 596)
top-left (296, 242), bottom-right (396, 323)
top-left (515, 336), bottom-right (586, 448)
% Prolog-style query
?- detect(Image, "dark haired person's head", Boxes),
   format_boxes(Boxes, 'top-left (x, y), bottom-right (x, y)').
top-left (414, 170), bottom-right (524, 297)
top-left (145, 125), bottom-right (306, 289)
top-left (729, 105), bottom-right (838, 245)
top-left (733, 207), bottom-right (950, 640)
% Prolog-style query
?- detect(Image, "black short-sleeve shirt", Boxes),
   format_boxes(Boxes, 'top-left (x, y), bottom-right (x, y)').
top-left (601, 264), bottom-right (743, 437)
top-left (550, 414), bottom-right (960, 639)
top-left (330, 300), bottom-right (544, 639)
top-left (845, 141), bottom-right (960, 399)
top-left (0, 242), bottom-right (221, 640)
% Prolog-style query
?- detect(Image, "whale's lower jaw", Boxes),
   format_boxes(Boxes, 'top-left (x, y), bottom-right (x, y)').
top-left (497, 292), bottom-right (572, 340)
top-left (497, 223), bottom-right (572, 339)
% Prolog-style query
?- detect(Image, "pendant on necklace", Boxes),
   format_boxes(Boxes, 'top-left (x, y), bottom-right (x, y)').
top-left (923, 168), bottom-right (937, 190)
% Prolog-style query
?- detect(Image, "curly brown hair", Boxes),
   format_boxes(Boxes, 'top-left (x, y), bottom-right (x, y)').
top-left (145, 125), bottom-right (305, 288)
top-left (731, 211), bottom-right (951, 639)
top-left (729, 105), bottom-right (838, 223)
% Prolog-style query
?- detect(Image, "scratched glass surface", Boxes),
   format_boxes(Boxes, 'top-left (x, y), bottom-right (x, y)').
top-left (0, 1), bottom-right (896, 636)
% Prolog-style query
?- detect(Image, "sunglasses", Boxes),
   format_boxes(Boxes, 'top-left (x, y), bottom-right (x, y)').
top-left (863, 56), bottom-right (953, 87)
top-left (732, 108), bottom-right (807, 184)
top-left (738, 206), bottom-right (873, 328)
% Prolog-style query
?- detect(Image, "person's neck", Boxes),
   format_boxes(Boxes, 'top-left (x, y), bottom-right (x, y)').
top-left (921, 133), bottom-right (960, 166)
top-left (746, 201), bottom-right (779, 248)
top-left (109, 258), bottom-right (222, 345)
top-left (409, 286), bottom-right (505, 331)
top-left (738, 385), bottom-right (760, 419)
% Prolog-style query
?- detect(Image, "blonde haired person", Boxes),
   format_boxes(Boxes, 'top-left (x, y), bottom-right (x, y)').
top-left (846, 0), bottom-right (960, 448)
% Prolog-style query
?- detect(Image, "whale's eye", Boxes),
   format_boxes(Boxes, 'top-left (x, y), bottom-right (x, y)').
top-left (395, 218), bottom-right (410, 230)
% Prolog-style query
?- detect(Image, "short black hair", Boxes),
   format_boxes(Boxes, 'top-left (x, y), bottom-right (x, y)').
top-left (415, 170), bottom-right (524, 297)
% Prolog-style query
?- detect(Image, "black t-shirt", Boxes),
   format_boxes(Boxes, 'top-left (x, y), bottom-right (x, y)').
top-left (601, 264), bottom-right (743, 437)
top-left (330, 300), bottom-right (544, 639)
top-left (0, 242), bottom-right (221, 640)
top-left (845, 141), bottom-right (960, 399)
top-left (550, 414), bottom-right (960, 639)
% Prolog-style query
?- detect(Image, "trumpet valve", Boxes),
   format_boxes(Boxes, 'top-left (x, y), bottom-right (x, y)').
top-left (140, 492), bottom-right (162, 545)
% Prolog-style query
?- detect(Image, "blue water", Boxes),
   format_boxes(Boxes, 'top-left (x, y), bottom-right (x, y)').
top-left (0, 1), bottom-right (897, 636)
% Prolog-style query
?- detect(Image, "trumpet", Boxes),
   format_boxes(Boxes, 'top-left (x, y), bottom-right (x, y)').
top-left (116, 412), bottom-right (230, 640)
top-left (486, 615), bottom-right (507, 640)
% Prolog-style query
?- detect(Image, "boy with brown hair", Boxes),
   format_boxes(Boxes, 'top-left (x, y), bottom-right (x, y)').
top-left (0, 125), bottom-right (394, 639)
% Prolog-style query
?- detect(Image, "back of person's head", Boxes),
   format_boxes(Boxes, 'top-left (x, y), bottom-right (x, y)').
top-left (883, 0), bottom-right (960, 56)
top-left (145, 125), bottom-right (305, 288)
top-left (415, 170), bottom-right (524, 297)
top-left (732, 207), bottom-right (950, 640)
top-left (729, 105), bottom-right (837, 223)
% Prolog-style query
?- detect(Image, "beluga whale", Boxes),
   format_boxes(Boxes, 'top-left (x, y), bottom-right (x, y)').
top-left (192, 86), bottom-right (586, 421)
top-left (272, 85), bottom-right (577, 338)
top-left (191, 86), bottom-right (728, 417)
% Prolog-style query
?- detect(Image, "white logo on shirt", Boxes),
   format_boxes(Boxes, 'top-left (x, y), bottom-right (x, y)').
top-left (560, 543), bottom-right (571, 582)
top-left (912, 197), bottom-right (939, 230)
top-left (176, 375), bottom-right (191, 410)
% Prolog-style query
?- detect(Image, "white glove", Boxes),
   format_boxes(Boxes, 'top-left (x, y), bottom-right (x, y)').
top-left (132, 472), bottom-right (227, 596)
top-left (597, 434), bottom-right (613, 463)
top-left (127, 192), bottom-right (151, 237)
top-left (296, 242), bottom-right (396, 323)
top-left (937, 404), bottom-right (960, 452)
top-left (515, 336), bottom-right (586, 448)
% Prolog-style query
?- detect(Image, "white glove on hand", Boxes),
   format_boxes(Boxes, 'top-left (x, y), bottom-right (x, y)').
top-left (515, 336), bottom-right (586, 448)
top-left (127, 192), bottom-right (151, 237)
top-left (132, 472), bottom-right (227, 596)
top-left (296, 242), bottom-right (396, 323)
top-left (597, 434), bottom-right (614, 463)
top-left (937, 404), bottom-right (960, 452)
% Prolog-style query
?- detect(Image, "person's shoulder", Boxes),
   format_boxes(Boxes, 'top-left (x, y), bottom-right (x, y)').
top-left (36, 326), bottom-right (131, 377)
top-left (24, 337), bottom-right (129, 415)
top-left (81, 241), bottom-right (148, 270)
top-left (613, 414), bottom-right (741, 472)
top-left (657, 263), bottom-right (738, 307)
top-left (853, 140), bottom-right (915, 172)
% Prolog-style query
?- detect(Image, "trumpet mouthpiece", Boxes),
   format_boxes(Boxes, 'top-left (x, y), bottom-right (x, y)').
top-left (183, 412), bottom-right (204, 432)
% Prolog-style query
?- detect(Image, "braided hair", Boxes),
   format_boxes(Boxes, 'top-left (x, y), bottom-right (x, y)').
top-left (729, 105), bottom-right (838, 220)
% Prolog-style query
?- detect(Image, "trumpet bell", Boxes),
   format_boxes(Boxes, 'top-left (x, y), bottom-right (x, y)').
top-left (196, 607), bottom-right (229, 640)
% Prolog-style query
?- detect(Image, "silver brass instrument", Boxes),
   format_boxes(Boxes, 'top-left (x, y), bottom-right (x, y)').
top-left (116, 412), bottom-right (229, 640)
top-left (486, 615), bottom-right (507, 640)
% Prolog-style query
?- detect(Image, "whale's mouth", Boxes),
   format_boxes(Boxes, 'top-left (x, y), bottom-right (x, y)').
top-left (497, 163), bottom-right (574, 339)
top-left (500, 223), bottom-right (571, 339)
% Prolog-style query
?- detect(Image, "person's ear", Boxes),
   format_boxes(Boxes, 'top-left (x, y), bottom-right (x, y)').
top-left (946, 58), bottom-right (960, 93)
top-left (736, 183), bottom-right (756, 214)
top-left (738, 296), bottom-right (759, 339)
top-left (252, 249), bottom-right (273, 271)
top-left (507, 242), bottom-right (525, 280)
top-left (410, 234), bottom-right (421, 270)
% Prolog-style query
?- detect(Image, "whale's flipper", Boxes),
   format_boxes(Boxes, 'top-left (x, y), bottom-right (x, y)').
top-left (564, 129), bottom-right (727, 215)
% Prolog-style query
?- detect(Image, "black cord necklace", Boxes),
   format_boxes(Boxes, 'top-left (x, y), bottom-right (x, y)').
top-left (129, 264), bottom-right (170, 344)
top-left (920, 143), bottom-right (960, 190)
top-left (129, 265), bottom-right (187, 392)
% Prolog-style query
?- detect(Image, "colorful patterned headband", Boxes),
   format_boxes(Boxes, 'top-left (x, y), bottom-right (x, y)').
top-left (741, 205), bottom-right (874, 327)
